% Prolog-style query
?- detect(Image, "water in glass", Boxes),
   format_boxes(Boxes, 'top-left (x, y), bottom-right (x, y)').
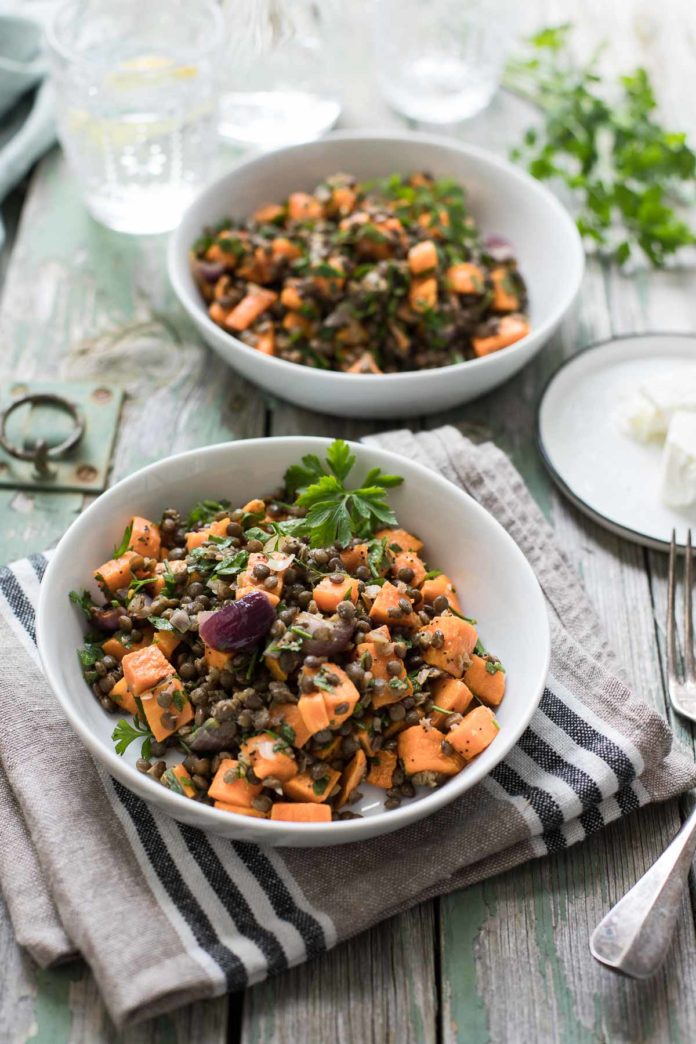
top-left (49, 0), bottom-right (222, 234)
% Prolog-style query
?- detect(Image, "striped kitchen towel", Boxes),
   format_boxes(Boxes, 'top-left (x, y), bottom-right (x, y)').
top-left (0, 425), bottom-right (694, 1028)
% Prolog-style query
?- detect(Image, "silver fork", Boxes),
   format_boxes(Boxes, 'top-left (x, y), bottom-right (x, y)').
top-left (667, 529), bottom-right (696, 720)
top-left (590, 529), bottom-right (696, 978)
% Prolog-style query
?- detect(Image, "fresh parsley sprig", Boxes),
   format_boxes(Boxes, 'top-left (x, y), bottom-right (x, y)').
top-left (283, 440), bottom-right (403, 548)
top-left (506, 24), bottom-right (696, 267)
top-left (112, 718), bottom-right (153, 759)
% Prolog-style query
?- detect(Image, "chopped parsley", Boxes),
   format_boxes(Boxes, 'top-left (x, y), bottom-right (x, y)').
top-left (69, 589), bottom-right (93, 619)
top-left (187, 498), bottom-right (230, 528)
top-left (113, 522), bottom-right (133, 558)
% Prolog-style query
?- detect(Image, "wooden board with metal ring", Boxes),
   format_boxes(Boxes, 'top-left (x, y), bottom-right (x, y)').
top-left (0, 380), bottom-right (123, 493)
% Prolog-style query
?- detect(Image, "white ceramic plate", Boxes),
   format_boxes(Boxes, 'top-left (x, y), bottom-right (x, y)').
top-left (37, 437), bottom-right (550, 846)
top-left (538, 334), bottom-right (696, 551)
top-left (168, 130), bottom-right (584, 418)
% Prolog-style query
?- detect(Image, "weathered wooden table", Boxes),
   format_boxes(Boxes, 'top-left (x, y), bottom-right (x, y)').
top-left (3, 1), bottom-right (696, 1040)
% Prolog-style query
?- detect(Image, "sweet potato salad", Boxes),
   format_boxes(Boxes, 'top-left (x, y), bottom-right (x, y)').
top-left (71, 442), bottom-right (506, 824)
top-left (190, 172), bottom-right (529, 373)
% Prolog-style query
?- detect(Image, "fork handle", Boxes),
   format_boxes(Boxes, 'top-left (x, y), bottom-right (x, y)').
top-left (590, 802), bottom-right (696, 979)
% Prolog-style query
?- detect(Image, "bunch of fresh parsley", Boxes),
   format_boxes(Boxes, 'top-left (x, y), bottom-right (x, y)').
top-left (282, 440), bottom-right (403, 548)
top-left (506, 24), bottom-right (696, 267)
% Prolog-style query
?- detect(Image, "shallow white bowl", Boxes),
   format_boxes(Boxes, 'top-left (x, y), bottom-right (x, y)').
top-left (37, 437), bottom-right (550, 846)
top-left (168, 130), bottom-right (584, 418)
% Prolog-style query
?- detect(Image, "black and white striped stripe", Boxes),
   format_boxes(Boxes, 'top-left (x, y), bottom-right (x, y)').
top-left (2, 552), bottom-right (333, 991)
top-left (0, 554), bottom-right (652, 987)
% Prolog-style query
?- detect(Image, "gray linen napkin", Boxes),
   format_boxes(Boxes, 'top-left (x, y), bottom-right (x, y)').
top-left (0, 426), bottom-right (694, 1028)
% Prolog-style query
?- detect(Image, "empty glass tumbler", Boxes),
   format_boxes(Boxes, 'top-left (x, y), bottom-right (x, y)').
top-left (372, 0), bottom-right (515, 124)
top-left (218, 0), bottom-right (341, 149)
top-left (48, 0), bottom-right (223, 234)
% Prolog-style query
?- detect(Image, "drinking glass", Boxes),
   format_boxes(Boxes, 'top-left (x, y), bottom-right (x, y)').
top-left (372, 0), bottom-right (515, 124)
top-left (218, 0), bottom-right (341, 149)
top-left (48, 0), bottom-right (223, 234)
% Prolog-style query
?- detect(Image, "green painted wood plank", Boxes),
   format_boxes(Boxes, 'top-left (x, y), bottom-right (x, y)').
top-left (0, 148), bottom-right (265, 1040)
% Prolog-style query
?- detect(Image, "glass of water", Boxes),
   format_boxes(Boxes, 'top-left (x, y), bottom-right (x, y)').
top-left (372, 0), bottom-right (516, 125)
top-left (48, 0), bottom-right (223, 235)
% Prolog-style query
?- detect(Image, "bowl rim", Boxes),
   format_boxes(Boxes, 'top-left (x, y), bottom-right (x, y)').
top-left (37, 435), bottom-right (550, 839)
top-left (168, 128), bottom-right (585, 386)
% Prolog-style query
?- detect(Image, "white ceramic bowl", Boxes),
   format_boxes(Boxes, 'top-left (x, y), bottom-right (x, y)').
top-left (168, 130), bottom-right (584, 418)
top-left (37, 437), bottom-right (550, 846)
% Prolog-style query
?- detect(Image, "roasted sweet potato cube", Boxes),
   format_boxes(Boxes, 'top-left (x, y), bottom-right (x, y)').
top-left (95, 551), bottom-right (137, 594)
top-left (283, 768), bottom-right (340, 804)
top-left (128, 516), bottom-right (160, 559)
top-left (240, 732), bottom-right (298, 782)
top-left (270, 803), bottom-right (332, 823)
top-left (369, 581), bottom-right (420, 630)
top-left (420, 615), bottom-right (478, 677)
top-left (139, 677), bottom-right (193, 742)
top-left (209, 758), bottom-right (263, 807)
top-left (397, 724), bottom-right (464, 776)
top-left (463, 655), bottom-right (506, 707)
top-left (366, 750), bottom-right (398, 789)
top-left (122, 645), bottom-right (172, 697)
top-left (447, 707), bottom-right (500, 760)
top-left (430, 677), bottom-right (474, 728)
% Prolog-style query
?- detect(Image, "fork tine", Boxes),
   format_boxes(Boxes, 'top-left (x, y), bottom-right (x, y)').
top-left (685, 529), bottom-right (695, 682)
top-left (667, 529), bottom-right (679, 686)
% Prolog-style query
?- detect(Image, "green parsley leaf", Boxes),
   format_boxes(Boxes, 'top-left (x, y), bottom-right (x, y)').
top-left (326, 439), bottom-right (355, 482)
top-left (112, 718), bottom-right (154, 757)
top-left (148, 616), bottom-right (174, 631)
top-left (367, 537), bottom-right (390, 578)
top-left (246, 649), bottom-right (259, 681)
top-left (69, 589), bottom-right (93, 619)
top-left (163, 768), bottom-right (194, 795)
top-left (113, 522), bottom-right (133, 558)
top-left (284, 453), bottom-right (328, 497)
top-left (312, 777), bottom-right (330, 796)
top-left (187, 499), bottom-right (230, 528)
top-left (283, 440), bottom-right (404, 547)
top-left (485, 659), bottom-right (505, 675)
top-left (214, 549), bottom-right (250, 577)
top-left (506, 24), bottom-right (696, 267)
top-left (161, 561), bottom-right (177, 597)
top-left (78, 642), bottom-right (104, 668)
top-left (311, 669), bottom-right (337, 694)
top-left (243, 526), bottom-right (272, 544)
top-left (278, 722), bottom-right (296, 745)
top-left (128, 575), bottom-right (157, 594)
top-left (423, 569), bottom-right (443, 581)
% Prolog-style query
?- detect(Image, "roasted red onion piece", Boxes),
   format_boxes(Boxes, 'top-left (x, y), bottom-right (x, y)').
top-left (199, 590), bottom-right (275, 651)
top-left (193, 259), bottom-right (225, 284)
top-left (189, 719), bottom-right (240, 753)
top-left (293, 612), bottom-right (354, 657)
top-left (483, 234), bottom-right (516, 264)
top-left (89, 605), bottom-right (123, 631)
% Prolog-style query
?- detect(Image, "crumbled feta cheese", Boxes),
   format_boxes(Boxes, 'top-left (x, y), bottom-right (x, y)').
top-left (620, 369), bottom-right (696, 443)
top-left (660, 411), bottom-right (696, 507)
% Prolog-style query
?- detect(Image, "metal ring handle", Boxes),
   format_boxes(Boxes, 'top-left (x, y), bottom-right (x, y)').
top-left (0, 393), bottom-right (85, 477)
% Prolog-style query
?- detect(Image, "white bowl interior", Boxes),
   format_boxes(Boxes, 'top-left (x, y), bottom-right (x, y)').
top-left (38, 438), bottom-right (549, 844)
